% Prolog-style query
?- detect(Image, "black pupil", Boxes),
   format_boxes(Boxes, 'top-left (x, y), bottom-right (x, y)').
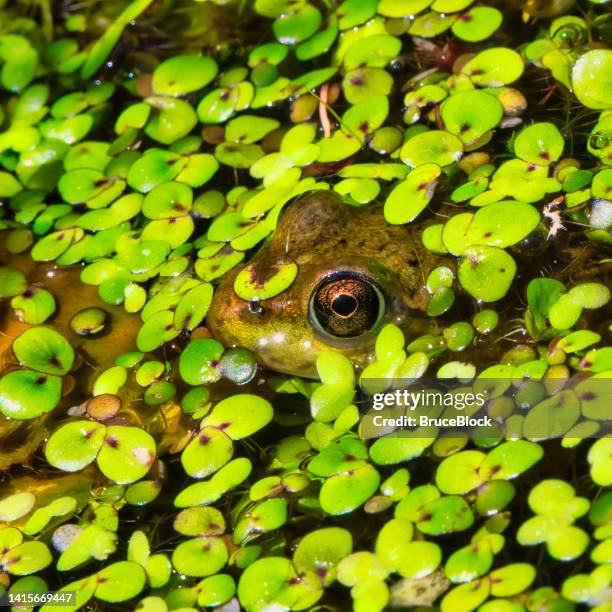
top-left (332, 293), bottom-right (358, 317)
top-left (311, 275), bottom-right (381, 338)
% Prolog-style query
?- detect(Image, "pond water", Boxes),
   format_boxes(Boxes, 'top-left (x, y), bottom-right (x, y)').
top-left (0, 0), bottom-right (610, 610)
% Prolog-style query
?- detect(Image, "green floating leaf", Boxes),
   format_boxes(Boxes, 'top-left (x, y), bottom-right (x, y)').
top-left (293, 527), bottom-right (352, 585)
top-left (514, 122), bottom-right (565, 165)
top-left (441, 578), bottom-right (489, 611)
top-left (445, 214), bottom-right (478, 257)
top-left (309, 438), bottom-right (367, 477)
top-left (0, 266), bottom-right (27, 298)
top-left (480, 440), bottom-right (543, 481)
top-left (127, 150), bottom-right (185, 193)
top-left (461, 47), bottom-right (524, 86)
top-left (337, 551), bottom-right (389, 591)
top-left (409, 11), bottom-right (456, 37)
top-left (0, 171), bottom-right (23, 197)
top-left (523, 390), bottom-right (580, 439)
top-left (376, 517), bottom-right (442, 579)
top-left (237, 557), bottom-right (297, 611)
top-left (466, 201), bottom-right (540, 248)
top-left (204, 394), bottom-right (273, 440)
top-left (116, 240), bottom-right (171, 274)
top-left (400, 130), bottom-right (463, 168)
top-left (181, 426), bottom-right (234, 479)
top-left (384, 164), bottom-right (441, 224)
top-left (296, 15), bottom-right (339, 60)
top-left (343, 34), bottom-right (401, 70)
top-left (273, 3), bottom-right (322, 45)
top-left (174, 506), bottom-right (225, 537)
top-left (0, 34), bottom-right (38, 92)
top-left (441, 90), bottom-right (503, 145)
top-left (152, 54), bottom-right (218, 96)
top-left (571, 49), bottom-right (612, 110)
top-left (11, 287), bottom-right (56, 324)
top-left (337, 0), bottom-right (377, 30)
top-left (2, 541), bottom-right (53, 575)
top-left (0, 492), bottom-right (36, 521)
top-left (197, 82), bottom-right (254, 124)
top-left (342, 66), bottom-right (393, 104)
top-left (377, 0), bottom-right (433, 17)
top-left (12, 327), bottom-right (75, 376)
top-left (451, 7), bottom-right (502, 42)
top-left (489, 563), bottom-right (536, 597)
top-left (31, 229), bottom-right (81, 263)
top-left (174, 457), bottom-right (252, 507)
top-left (234, 257), bottom-right (298, 301)
top-left (233, 497), bottom-right (287, 543)
top-left (97, 425), bottom-right (156, 484)
top-left (546, 525), bottom-right (590, 561)
top-left (319, 464), bottom-right (380, 515)
top-left (436, 450), bottom-right (485, 495)
top-left (225, 115), bottom-right (280, 144)
top-left (142, 181), bottom-right (193, 219)
top-left (174, 283), bottom-right (214, 331)
top-left (427, 287), bottom-right (455, 316)
top-left (588, 438), bottom-right (612, 486)
top-left (69, 307), bottom-right (107, 336)
top-left (45, 421), bottom-right (106, 472)
top-left (172, 535), bottom-right (228, 577)
top-left (0, 369), bottom-right (62, 420)
top-left (143, 380), bottom-right (176, 406)
top-left (335, 177), bottom-right (381, 205)
top-left (94, 561), bottom-right (147, 603)
top-left (548, 282), bottom-right (610, 329)
top-left (475, 480), bottom-right (515, 516)
top-left (136, 309), bottom-right (180, 352)
top-left (370, 437), bottom-right (433, 466)
top-left (144, 97), bottom-right (197, 145)
top-left (417, 495), bottom-right (474, 535)
top-left (458, 246), bottom-right (517, 302)
top-left (179, 338), bottom-right (224, 385)
top-left (445, 539), bottom-right (493, 584)
top-left (197, 574), bottom-right (236, 607)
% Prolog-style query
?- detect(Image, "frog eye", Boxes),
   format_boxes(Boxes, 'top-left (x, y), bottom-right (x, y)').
top-left (309, 273), bottom-right (385, 338)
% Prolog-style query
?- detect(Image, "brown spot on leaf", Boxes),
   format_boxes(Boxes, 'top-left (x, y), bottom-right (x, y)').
top-left (105, 436), bottom-right (119, 449)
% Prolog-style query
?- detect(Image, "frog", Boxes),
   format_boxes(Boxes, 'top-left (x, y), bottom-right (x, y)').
top-left (207, 190), bottom-right (450, 378)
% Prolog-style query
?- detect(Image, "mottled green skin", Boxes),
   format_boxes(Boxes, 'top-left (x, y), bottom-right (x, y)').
top-left (208, 191), bottom-right (445, 377)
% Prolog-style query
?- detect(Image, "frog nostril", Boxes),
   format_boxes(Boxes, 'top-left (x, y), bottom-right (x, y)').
top-left (248, 301), bottom-right (264, 314)
top-left (331, 293), bottom-right (358, 318)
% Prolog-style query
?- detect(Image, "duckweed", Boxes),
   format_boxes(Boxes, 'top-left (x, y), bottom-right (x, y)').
top-left (69, 307), bottom-right (107, 336)
top-left (0, 0), bottom-right (610, 610)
